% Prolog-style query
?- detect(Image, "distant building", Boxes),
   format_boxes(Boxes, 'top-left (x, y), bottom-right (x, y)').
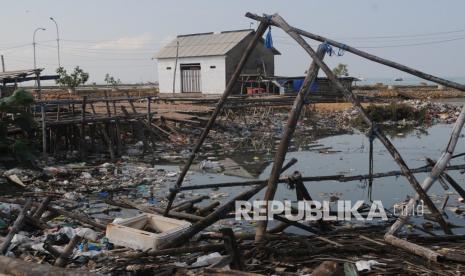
top-left (154, 29), bottom-right (280, 94)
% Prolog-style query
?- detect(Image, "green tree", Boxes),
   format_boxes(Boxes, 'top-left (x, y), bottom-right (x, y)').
top-left (104, 73), bottom-right (121, 87)
top-left (0, 89), bottom-right (37, 165)
top-left (56, 66), bottom-right (89, 93)
top-left (332, 63), bottom-right (349, 77)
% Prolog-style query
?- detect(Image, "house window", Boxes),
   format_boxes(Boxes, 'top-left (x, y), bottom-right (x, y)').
top-left (166, 67), bottom-right (172, 70)
top-left (210, 65), bottom-right (216, 69)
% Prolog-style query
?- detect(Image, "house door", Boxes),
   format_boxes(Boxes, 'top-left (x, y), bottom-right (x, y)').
top-left (180, 64), bottom-right (201, 93)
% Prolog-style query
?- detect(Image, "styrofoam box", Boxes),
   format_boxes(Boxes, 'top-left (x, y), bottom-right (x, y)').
top-left (106, 213), bottom-right (192, 251)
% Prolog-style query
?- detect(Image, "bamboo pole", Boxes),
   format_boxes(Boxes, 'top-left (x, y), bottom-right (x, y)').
top-left (256, 46), bottom-right (325, 241)
top-left (178, 163), bottom-right (465, 191)
top-left (41, 104), bottom-right (47, 157)
top-left (164, 21), bottom-right (269, 215)
top-left (426, 158), bottom-right (465, 200)
top-left (245, 12), bottom-right (465, 92)
top-left (387, 106), bottom-right (465, 235)
top-left (269, 13), bottom-right (451, 235)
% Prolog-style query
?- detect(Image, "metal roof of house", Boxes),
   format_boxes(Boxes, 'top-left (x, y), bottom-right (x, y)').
top-left (155, 29), bottom-right (279, 59)
top-left (0, 69), bottom-right (43, 82)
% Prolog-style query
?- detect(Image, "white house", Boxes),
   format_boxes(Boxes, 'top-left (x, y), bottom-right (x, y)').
top-left (154, 29), bottom-right (280, 94)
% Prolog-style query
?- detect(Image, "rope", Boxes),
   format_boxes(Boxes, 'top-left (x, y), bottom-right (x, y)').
top-left (320, 42), bottom-right (346, 57)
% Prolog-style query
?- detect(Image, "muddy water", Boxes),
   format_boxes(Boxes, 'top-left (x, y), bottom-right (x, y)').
top-left (164, 123), bottom-right (465, 234)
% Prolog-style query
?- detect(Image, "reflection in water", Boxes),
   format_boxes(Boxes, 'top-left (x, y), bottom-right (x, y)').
top-left (174, 123), bottom-right (465, 234)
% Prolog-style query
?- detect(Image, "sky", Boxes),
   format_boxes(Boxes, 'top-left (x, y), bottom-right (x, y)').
top-left (1, 0), bottom-right (465, 84)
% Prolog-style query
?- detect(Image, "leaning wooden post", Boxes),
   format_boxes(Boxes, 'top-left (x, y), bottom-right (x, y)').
top-left (255, 44), bottom-right (326, 241)
top-left (426, 158), bottom-right (465, 200)
top-left (164, 21), bottom-right (269, 215)
top-left (245, 12), bottom-right (465, 92)
top-left (147, 96), bottom-right (151, 122)
top-left (0, 199), bottom-right (32, 255)
top-left (35, 70), bottom-right (42, 100)
top-left (104, 91), bottom-right (111, 117)
top-left (269, 13), bottom-right (451, 234)
top-left (41, 104), bottom-right (47, 157)
top-left (80, 96), bottom-right (87, 158)
top-left (387, 106), bottom-right (465, 235)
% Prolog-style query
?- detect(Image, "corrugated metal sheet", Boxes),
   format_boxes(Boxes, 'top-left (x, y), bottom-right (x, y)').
top-left (155, 30), bottom-right (253, 59)
top-left (0, 69), bottom-right (43, 82)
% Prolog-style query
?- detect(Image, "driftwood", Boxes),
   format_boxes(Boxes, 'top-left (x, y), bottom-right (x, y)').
top-left (201, 268), bottom-right (264, 276)
top-left (55, 235), bottom-right (82, 267)
top-left (121, 243), bottom-right (225, 259)
top-left (43, 241), bottom-right (62, 258)
top-left (310, 261), bottom-right (344, 276)
top-left (0, 198), bottom-right (105, 231)
top-left (172, 195), bottom-right (209, 209)
top-left (384, 234), bottom-right (442, 262)
top-left (0, 255), bottom-right (102, 276)
top-left (196, 201), bottom-right (220, 216)
top-left (172, 202), bottom-right (194, 212)
top-left (0, 199), bottom-right (32, 255)
top-left (220, 228), bottom-right (245, 270)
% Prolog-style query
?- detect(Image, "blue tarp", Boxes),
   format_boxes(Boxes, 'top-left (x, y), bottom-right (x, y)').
top-left (293, 79), bottom-right (303, 91)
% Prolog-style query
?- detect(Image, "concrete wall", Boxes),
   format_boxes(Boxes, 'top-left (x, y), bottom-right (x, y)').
top-left (157, 56), bottom-right (226, 94)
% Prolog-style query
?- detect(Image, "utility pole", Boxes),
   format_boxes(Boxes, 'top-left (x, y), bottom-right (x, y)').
top-left (1, 55), bottom-right (4, 72)
top-left (50, 17), bottom-right (61, 67)
top-left (33, 27), bottom-right (46, 69)
top-left (172, 40), bottom-right (179, 93)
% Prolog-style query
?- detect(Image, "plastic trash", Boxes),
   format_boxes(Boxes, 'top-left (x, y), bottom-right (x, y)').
top-left (43, 166), bottom-right (69, 176)
top-left (45, 233), bottom-right (70, 245)
top-left (166, 171), bottom-right (177, 177)
top-left (192, 252), bottom-right (225, 267)
top-left (355, 260), bottom-right (384, 272)
top-left (81, 172), bottom-right (92, 179)
top-left (77, 228), bottom-right (99, 241)
top-left (0, 218), bottom-right (7, 230)
top-left (58, 226), bottom-right (77, 239)
top-left (200, 160), bottom-right (224, 173)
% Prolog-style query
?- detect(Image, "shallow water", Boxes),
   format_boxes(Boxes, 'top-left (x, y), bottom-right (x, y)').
top-left (164, 123), bottom-right (465, 234)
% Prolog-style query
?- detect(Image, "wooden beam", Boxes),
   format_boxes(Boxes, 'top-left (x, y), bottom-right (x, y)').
top-left (164, 21), bottom-right (270, 216)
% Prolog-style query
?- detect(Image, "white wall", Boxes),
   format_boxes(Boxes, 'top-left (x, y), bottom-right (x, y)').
top-left (157, 56), bottom-right (226, 94)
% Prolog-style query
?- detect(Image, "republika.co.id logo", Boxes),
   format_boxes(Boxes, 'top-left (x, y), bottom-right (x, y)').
top-left (235, 200), bottom-right (397, 221)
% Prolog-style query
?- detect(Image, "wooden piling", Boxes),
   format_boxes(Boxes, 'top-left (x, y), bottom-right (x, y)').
top-left (255, 44), bottom-right (326, 241)
top-left (269, 13), bottom-right (451, 235)
top-left (164, 21), bottom-right (270, 215)
top-left (41, 104), bottom-right (47, 157)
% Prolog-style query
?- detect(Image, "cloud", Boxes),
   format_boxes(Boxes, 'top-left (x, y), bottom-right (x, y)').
top-left (92, 34), bottom-right (153, 50)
